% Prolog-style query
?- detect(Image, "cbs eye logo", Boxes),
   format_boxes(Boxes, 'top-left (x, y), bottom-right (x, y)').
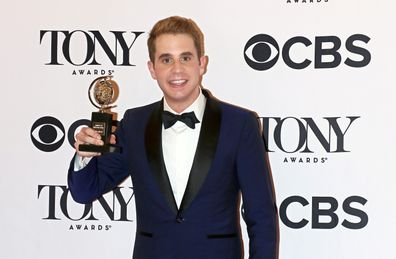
top-left (244, 33), bottom-right (371, 70)
top-left (31, 116), bottom-right (65, 152)
top-left (244, 34), bottom-right (280, 71)
top-left (31, 116), bottom-right (90, 152)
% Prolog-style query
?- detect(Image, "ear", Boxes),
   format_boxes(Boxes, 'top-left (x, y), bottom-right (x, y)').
top-left (147, 61), bottom-right (157, 80)
top-left (199, 55), bottom-right (208, 76)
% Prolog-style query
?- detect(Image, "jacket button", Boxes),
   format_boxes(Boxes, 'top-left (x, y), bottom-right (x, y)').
top-left (176, 216), bottom-right (184, 223)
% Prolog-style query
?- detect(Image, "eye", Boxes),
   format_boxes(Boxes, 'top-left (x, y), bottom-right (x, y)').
top-left (32, 123), bottom-right (64, 145)
top-left (31, 116), bottom-right (65, 152)
top-left (180, 56), bottom-right (192, 63)
top-left (161, 57), bottom-right (173, 64)
top-left (244, 34), bottom-right (280, 71)
top-left (245, 42), bottom-right (278, 64)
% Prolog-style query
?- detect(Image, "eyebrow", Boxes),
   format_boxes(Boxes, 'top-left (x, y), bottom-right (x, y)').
top-left (158, 53), bottom-right (172, 60)
top-left (180, 52), bottom-right (194, 57)
top-left (157, 52), bottom-right (194, 60)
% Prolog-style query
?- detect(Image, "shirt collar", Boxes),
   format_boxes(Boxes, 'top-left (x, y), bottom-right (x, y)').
top-left (163, 88), bottom-right (206, 122)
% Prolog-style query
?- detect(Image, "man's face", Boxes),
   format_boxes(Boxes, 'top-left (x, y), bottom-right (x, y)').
top-left (148, 33), bottom-right (207, 112)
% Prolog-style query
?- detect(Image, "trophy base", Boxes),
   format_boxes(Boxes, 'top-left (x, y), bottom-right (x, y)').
top-left (79, 144), bottom-right (121, 153)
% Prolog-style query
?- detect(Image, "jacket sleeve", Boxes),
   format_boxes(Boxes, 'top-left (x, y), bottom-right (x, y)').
top-left (67, 111), bottom-right (131, 204)
top-left (236, 112), bottom-right (278, 259)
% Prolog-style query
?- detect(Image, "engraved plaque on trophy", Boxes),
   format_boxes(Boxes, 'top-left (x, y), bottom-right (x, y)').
top-left (79, 76), bottom-right (120, 153)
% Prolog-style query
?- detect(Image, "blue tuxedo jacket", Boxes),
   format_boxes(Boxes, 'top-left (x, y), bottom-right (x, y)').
top-left (68, 90), bottom-right (277, 259)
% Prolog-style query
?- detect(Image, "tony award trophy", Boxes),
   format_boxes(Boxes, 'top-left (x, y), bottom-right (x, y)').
top-left (79, 76), bottom-right (120, 153)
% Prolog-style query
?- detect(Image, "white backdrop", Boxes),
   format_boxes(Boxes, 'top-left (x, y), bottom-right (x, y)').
top-left (1, 0), bottom-right (396, 258)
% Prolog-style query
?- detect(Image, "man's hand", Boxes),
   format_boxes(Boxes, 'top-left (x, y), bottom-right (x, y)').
top-left (74, 127), bottom-right (116, 157)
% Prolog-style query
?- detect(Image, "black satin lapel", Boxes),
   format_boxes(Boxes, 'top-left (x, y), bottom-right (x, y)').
top-left (145, 102), bottom-right (178, 215)
top-left (179, 94), bottom-right (222, 214)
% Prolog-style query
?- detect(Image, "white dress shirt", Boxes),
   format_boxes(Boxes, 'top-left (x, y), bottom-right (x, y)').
top-left (162, 90), bottom-right (206, 207)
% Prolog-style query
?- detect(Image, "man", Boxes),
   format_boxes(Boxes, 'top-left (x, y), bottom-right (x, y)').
top-left (69, 16), bottom-right (277, 259)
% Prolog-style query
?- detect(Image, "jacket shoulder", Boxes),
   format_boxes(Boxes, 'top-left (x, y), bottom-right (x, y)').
top-left (123, 100), bottom-right (161, 119)
top-left (216, 99), bottom-right (258, 121)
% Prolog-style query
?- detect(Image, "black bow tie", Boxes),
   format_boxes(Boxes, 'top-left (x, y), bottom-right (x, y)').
top-left (162, 111), bottom-right (200, 129)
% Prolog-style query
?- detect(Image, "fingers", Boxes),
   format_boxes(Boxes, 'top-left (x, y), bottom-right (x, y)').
top-left (74, 127), bottom-right (104, 158)
top-left (110, 134), bottom-right (116, 145)
top-left (76, 127), bottom-right (103, 145)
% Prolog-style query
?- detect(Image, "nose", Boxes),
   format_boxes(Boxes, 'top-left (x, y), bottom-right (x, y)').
top-left (171, 59), bottom-right (184, 73)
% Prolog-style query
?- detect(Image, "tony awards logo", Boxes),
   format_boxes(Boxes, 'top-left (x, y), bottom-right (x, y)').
top-left (79, 76), bottom-right (120, 153)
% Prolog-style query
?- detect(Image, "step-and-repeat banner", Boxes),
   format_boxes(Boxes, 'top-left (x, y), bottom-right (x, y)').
top-left (2, 0), bottom-right (395, 258)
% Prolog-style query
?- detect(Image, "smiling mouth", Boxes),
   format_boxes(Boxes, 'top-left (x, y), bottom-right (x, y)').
top-left (169, 79), bottom-right (188, 86)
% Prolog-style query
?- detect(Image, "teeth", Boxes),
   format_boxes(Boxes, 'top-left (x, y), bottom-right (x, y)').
top-left (170, 79), bottom-right (187, 85)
